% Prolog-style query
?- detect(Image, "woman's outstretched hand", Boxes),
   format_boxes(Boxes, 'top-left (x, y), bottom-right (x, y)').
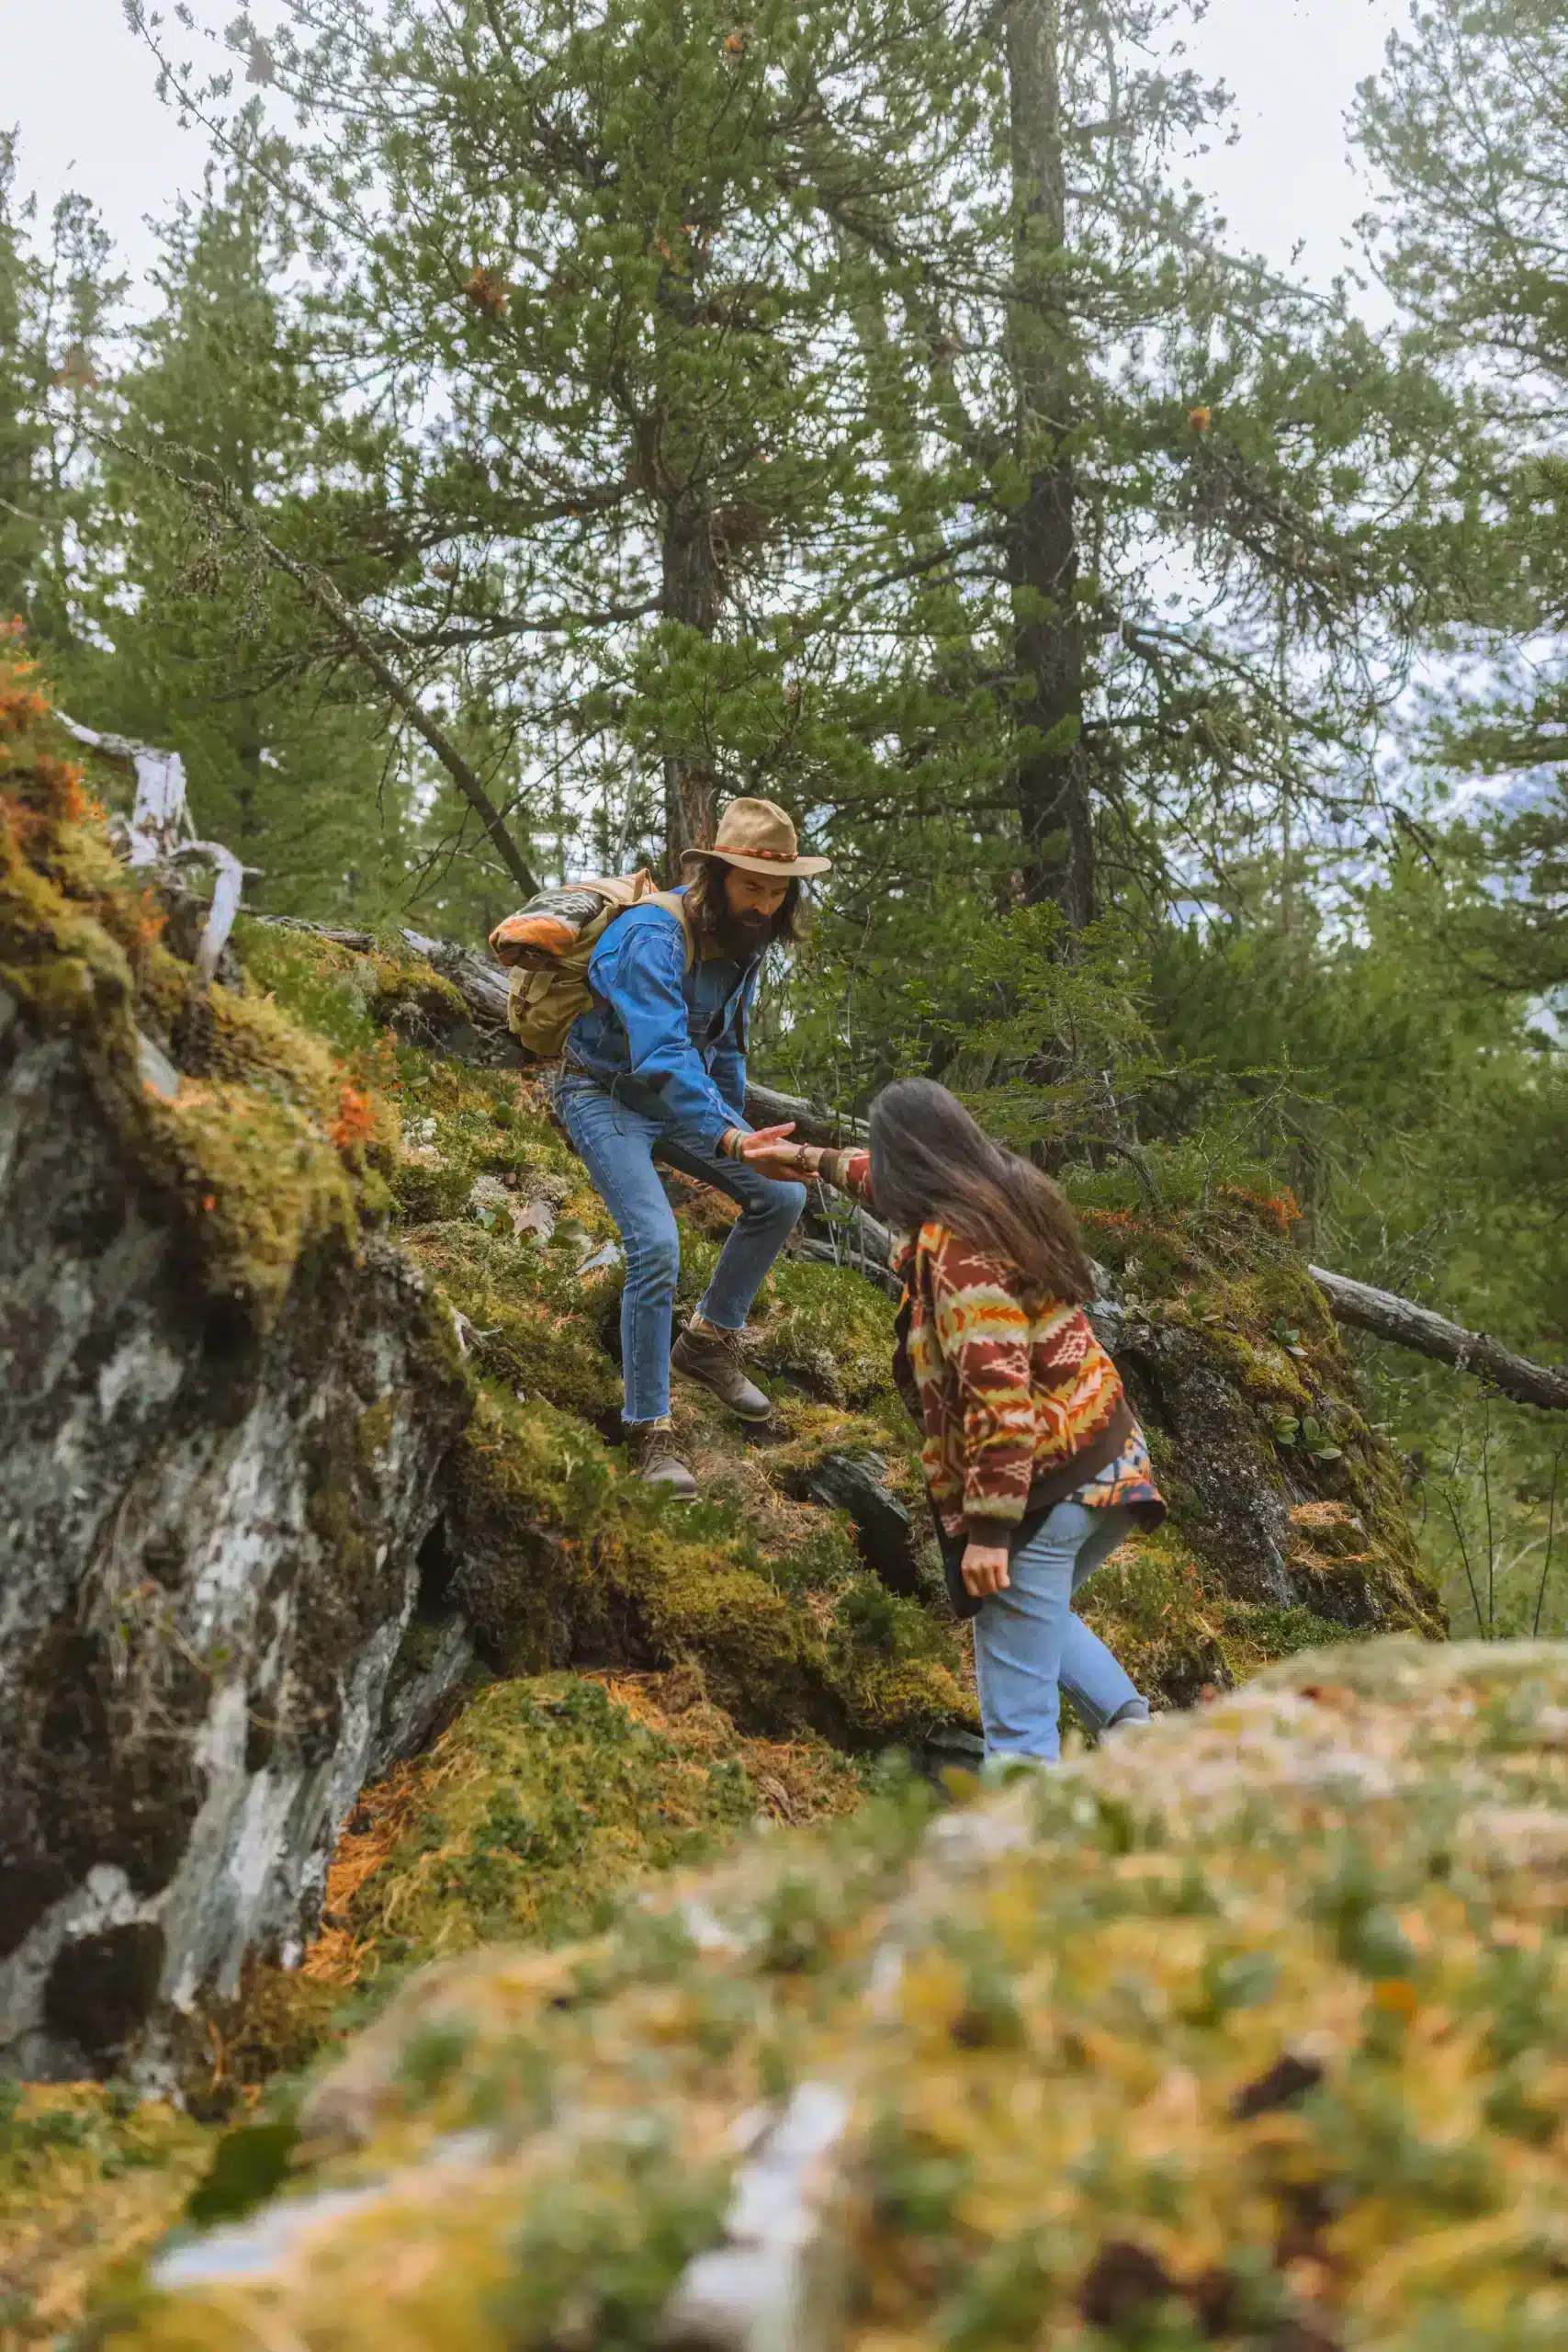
top-left (961, 1541), bottom-right (1011, 1599)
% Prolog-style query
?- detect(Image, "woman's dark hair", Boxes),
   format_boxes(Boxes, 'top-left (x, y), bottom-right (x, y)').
top-left (868, 1078), bottom-right (1095, 1303)
top-left (683, 857), bottom-right (810, 946)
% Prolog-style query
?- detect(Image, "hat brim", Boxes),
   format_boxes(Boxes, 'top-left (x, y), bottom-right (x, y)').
top-left (682, 845), bottom-right (831, 878)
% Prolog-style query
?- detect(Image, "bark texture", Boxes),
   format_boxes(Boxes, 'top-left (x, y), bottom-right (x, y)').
top-left (1004, 0), bottom-right (1095, 924)
top-left (1311, 1264), bottom-right (1568, 1413)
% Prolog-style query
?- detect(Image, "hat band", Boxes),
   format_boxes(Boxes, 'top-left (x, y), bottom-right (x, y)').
top-left (720, 842), bottom-right (794, 861)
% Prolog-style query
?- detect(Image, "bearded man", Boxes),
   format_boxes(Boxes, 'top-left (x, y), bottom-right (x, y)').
top-left (548, 798), bottom-right (828, 1496)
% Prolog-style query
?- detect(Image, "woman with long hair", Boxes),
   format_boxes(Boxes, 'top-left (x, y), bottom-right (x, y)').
top-left (751, 1079), bottom-right (1162, 1763)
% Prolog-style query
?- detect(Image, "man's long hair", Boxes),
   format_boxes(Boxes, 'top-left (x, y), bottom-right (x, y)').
top-left (683, 856), bottom-right (810, 947)
top-left (868, 1078), bottom-right (1095, 1303)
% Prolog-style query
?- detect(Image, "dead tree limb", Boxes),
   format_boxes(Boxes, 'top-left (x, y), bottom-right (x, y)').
top-left (744, 1081), bottom-right (869, 1149)
top-left (1309, 1266), bottom-right (1568, 1415)
top-left (60, 712), bottom-right (254, 981)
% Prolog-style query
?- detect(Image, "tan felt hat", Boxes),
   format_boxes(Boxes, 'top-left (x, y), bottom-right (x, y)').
top-left (681, 796), bottom-right (830, 878)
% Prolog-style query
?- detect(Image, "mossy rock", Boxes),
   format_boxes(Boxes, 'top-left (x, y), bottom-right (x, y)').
top-left (0, 673), bottom-right (403, 1331)
top-left (1076, 1189), bottom-right (1444, 1686)
top-left (747, 1255), bottom-right (898, 1408)
top-left (441, 1387), bottom-right (974, 1747)
top-left (0, 2080), bottom-right (210, 2343)
top-left (404, 1222), bottom-right (623, 1421)
top-left (300, 1669), bottom-right (863, 1985)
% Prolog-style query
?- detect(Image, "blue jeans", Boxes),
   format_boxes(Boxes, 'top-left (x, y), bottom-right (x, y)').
top-left (550, 1073), bottom-right (807, 1425)
top-left (974, 1501), bottom-right (1144, 1763)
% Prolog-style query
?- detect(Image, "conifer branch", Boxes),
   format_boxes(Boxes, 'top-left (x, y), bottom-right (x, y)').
top-left (74, 422), bottom-right (543, 900)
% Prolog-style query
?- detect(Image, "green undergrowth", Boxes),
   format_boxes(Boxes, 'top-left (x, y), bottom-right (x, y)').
top-left (0, 1667), bottom-right (866, 2346)
top-left (308, 1669), bottom-right (863, 1992)
top-left (0, 2082), bottom-right (210, 2346)
top-left (242, 918), bottom-right (968, 1743)
top-left (447, 1385), bottom-right (968, 1745)
top-left (231, 913), bottom-right (1439, 1730)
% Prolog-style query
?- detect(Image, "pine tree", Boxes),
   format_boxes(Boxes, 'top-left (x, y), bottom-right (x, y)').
top-left (164, 0), bottom-right (976, 880)
top-left (138, 0), bottom-right (1456, 958)
top-left (77, 144), bottom-right (415, 920)
top-left (0, 141), bottom-right (121, 661)
top-left (1352, 0), bottom-right (1568, 1007)
top-left (0, 139), bottom-right (45, 632)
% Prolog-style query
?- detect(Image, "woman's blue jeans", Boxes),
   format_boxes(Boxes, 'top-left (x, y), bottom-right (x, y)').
top-left (974, 1500), bottom-right (1144, 1762)
top-left (550, 1073), bottom-right (807, 1425)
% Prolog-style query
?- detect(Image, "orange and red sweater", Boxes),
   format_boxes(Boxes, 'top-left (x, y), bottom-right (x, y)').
top-left (815, 1148), bottom-right (1137, 1542)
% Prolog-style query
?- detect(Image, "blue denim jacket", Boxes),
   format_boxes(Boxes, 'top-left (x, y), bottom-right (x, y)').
top-left (564, 892), bottom-right (760, 1147)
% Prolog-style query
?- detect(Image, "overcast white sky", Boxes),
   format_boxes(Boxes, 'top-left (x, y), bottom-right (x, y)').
top-left (6, 0), bottom-right (1408, 301)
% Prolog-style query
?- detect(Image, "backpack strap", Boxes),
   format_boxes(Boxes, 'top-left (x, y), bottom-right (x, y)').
top-left (644, 888), bottom-right (697, 971)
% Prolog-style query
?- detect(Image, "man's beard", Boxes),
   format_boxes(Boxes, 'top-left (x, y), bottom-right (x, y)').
top-left (714, 907), bottom-right (773, 961)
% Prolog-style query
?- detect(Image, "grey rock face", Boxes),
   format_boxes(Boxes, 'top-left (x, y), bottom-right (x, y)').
top-left (799, 1453), bottom-right (922, 1599)
top-left (0, 999), bottom-right (470, 2081)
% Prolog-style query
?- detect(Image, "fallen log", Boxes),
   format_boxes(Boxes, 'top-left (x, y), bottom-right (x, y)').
top-left (743, 1081), bottom-right (868, 1150)
top-left (1310, 1265), bottom-right (1568, 1415)
top-left (243, 913), bottom-right (1568, 1413)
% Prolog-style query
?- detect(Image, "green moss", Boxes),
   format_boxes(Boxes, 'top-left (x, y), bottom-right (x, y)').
top-left (0, 676), bottom-right (398, 1332)
top-left (403, 1223), bottom-right (622, 1420)
top-left (0, 2079), bottom-right (209, 2344)
top-left (448, 1386), bottom-right (973, 1746)
top-left (118, 1645), bottom-right (1568, 2352)
top-left (1219, 1598), bottom-right (1365, 1659)
top-left (355, 1396), bottom-right (397, 1466)
top-left (749, 1256), bottom-right (899, 1408)
top-left (337, 1676), bottom-right (773, 1968)
top-left (1077, 1526), bottom-right (1231, 1702)
top-left (231, 921), bottom-right (466, 1061)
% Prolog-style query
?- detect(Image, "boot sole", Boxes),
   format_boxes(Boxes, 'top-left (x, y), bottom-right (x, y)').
top-left (675, 1384), bottom-right (773, 1425)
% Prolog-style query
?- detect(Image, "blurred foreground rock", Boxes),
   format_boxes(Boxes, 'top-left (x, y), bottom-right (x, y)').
top-left (112, 1643), bottom-right (1568, 2352)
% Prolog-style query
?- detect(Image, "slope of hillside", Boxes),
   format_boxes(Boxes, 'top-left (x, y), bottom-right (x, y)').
top-left (0, 661), bottom-right (1452, 2344)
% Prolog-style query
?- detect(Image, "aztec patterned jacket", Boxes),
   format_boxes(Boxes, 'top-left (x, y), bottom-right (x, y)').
top-left (815, 1148), bottom-right (1136, 1541)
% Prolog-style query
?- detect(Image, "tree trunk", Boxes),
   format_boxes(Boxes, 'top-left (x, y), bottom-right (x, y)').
top-left (1003, 0), bottom-right (1095, 926)
top-left (660, 503), bottom-right (722, 876)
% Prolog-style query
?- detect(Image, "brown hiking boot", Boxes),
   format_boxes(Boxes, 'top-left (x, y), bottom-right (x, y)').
top-left (671, 1316), bottom-right (772, 1423)
top-left (627, 1419), bottom-right (698, 1498)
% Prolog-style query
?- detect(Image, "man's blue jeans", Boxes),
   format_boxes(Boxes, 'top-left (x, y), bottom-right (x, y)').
top-left (550, 1073), bottom-right (807, 1426)
top-left (974, 1501), bottom-right (1144, 1762)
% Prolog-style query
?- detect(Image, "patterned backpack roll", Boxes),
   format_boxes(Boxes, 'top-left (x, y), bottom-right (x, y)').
top-left (488, 870), bottom-right (694, 1063)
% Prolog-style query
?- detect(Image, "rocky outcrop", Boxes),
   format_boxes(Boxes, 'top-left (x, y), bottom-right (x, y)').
top-left (0, 671), bottom-right (973, 2087)
top-left (0, 1209), bottom-right (467, 2080)
top-left (0, 673), bottom-right (469, 2079)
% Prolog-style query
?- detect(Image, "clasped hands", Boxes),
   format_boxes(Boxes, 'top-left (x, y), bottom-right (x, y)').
top-left (723, 1121), bottom-right (813, 1181)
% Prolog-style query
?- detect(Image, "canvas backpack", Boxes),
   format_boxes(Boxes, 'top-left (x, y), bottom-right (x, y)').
top-left (488, 870), bottom-right (695, 1063)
